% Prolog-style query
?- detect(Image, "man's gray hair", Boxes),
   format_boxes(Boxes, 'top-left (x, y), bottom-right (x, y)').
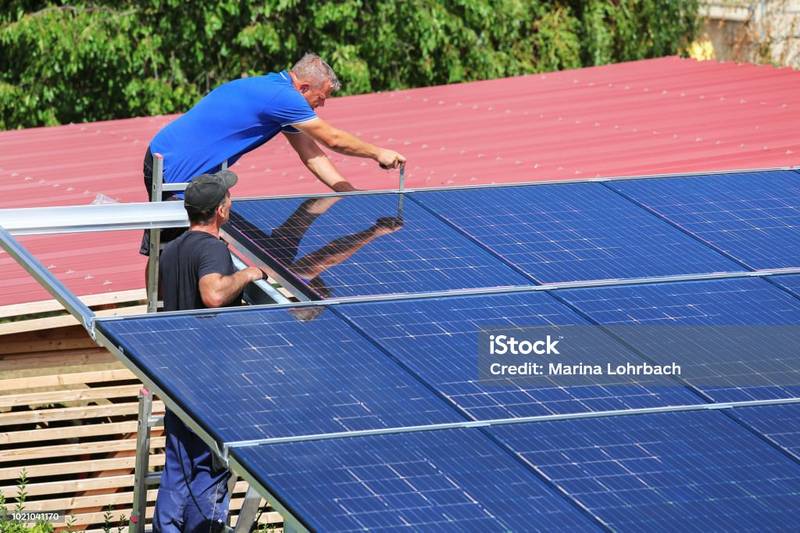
top-left (291, 53), bottom-right (341, 92)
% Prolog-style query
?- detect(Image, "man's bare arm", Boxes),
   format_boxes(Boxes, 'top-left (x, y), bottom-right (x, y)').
top-left (283, 132), bottom-right (356, 191)
top-left (199, 267), bottom-right (263, 308)
top-left (293, 118), bottom-right (405, 169)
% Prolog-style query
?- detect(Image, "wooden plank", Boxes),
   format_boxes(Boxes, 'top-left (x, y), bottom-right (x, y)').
top-left (0, 474), bottom-right (135, 498)
top-left (0, 420), bottom-right (138, 445)
top-left (0, 305), bottom-right (147, 336)
top-left (5, 435), bottom-right (166, 462)
top-left (6, 481), bottom-right (252, 512)
top-left (0, 325), bottom-right (95, 355)
top-left (0, 453), bottom-right (165, 480)
top-left (0, 289), bottom-right (146, 320)
top-left (74, 504), bottom-right (282, 529)
top-left (0, 384), bottom-right (142, 408)
top-left (0, 368), bottom-right (135, 392)
top-left (0, 400), bottom-right (164, 426)
top-left (0, 348), bottom-right (115, 372)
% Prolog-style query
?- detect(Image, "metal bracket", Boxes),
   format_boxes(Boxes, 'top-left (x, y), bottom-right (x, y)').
top-left (146, 154), bottom-right (165, 314)
top-left (130, 388), bottom-right (156, 533)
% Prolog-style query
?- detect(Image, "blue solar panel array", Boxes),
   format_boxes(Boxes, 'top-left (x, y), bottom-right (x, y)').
top-left (227, 194), bottom-right (530, 299)
top-left (731, 403), bottom-right (800, 458)
top-left (557, 277), bottom-right (800, 402)
top-left (231, 428), bottom-right (600, 532)
top-left (337, 291), bottom-right (703, 419)
top-left (609, 170), bottom-right (800, 270)
top-left (98, 308), bottom-right (463, 443)
top-left (489, 410), bottom-right (800, 531)
top-left (410, 182), bottom-right (741, 283)
top-left (100, 169), bottom-right (800, 530)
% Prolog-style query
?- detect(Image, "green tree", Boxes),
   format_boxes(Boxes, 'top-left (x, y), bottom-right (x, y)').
top-left (0, 0), bottom-right (700, 130)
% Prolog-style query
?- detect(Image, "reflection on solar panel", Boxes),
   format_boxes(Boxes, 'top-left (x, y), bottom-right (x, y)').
top-left (731, 404), bottom-right (800, 458)
top-left (609, 170), bottom-right (800, 269)
top-left (557, 277), bottom-right (800, 402)
top-left (411, 183), bottom-right (741, 283)
top-left (226, 194), bottom-right (530, 299)
top-left (489, 410), bottom-right (800, 531)
top-left (97, 308), bottom-right (463, 443)
top-left (231, 428), bottom-right (599, 532)
top-left (337, 291), bottom-right (703, 419)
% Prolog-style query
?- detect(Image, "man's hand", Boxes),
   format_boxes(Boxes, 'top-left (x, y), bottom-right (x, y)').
top-left (372, 217), bottom-right (404, 236)
top-left (244, 266), bottom-right (264, 282)
top-left (377, 149), bottom-right (406, 170)
top-left (331, 181), bottom-right (359, 192)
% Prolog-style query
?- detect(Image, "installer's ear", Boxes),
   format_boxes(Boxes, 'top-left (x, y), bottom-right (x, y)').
top-left (298, 83), bottom-right (310, 94)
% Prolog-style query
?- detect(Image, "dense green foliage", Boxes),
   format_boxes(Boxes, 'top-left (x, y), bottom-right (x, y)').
top-left (0, 0), bottom-right (699, 130)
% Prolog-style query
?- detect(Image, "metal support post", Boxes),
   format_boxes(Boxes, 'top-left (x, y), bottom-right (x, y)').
top-left (234, 486), bottom-right (262, 533)
top-left (130, 388), bottom-right (154, 533)
top-left (147, 154), bottom-right (165, 313)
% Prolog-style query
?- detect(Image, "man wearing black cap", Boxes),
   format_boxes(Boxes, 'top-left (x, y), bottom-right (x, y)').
top-left (154, 169), bottom-right (262, 532)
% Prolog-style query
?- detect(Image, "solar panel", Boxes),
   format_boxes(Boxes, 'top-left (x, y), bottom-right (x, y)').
top-left (337, 291), bottom-right (704, 419)
top-left (96, 308), bottom-right (464, 443)
top-left (731, 404), bottom-right (800, 458)
top-left (489, 410), bottom-right (800, 531)
top-left (410, 183), bottom-right (741, 283)
top-left (226, 194), bottom-right (530, 299)
top-left (230, 428), bottom-right (599, 532)
top-left (609, 170), bottom-right (800, 270)
top-left (771, 273), bottom-right (800, 298)
top-left (557, 277), bottom-right (800, 402)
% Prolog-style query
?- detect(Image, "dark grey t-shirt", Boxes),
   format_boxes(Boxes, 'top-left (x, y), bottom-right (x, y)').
top-left (159, 231), bottom-right (238, 312)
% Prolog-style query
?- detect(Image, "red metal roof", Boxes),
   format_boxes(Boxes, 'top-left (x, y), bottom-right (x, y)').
top-left (1, 56), bottom-right (798, 307)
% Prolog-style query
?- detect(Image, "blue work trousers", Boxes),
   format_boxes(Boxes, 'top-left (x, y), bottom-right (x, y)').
top-left (153, 411), bottom-right (231, 532)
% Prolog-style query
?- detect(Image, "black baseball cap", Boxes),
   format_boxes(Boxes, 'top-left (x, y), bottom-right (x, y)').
top-left (184, 170), bottom-right (238, 211)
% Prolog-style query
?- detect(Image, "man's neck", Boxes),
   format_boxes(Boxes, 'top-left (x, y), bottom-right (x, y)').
top-left (288, 71), bottom-right (301, 91)
top-left (189, 223), bottom-right (220, 238)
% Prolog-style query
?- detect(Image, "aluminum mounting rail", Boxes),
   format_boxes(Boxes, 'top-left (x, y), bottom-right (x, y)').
top-left (0, 201), bottom-right (188, 236)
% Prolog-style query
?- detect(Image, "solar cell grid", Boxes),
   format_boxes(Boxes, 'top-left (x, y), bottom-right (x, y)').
top-left (227, 194), bottom-right (530, 299)
top-left (231, 428), bottom-right (600, 532)
top-left (489, 410), bottom-right (800, 531)
top-left (771, 273), bottom-right (800, 298)
top-left (96, 308), bottom-right (464, 444)
top-left (609, 170), bottom-right (800, 270)
top-left (732, 404), bottom-right (800, 458)
top-left (337, 291), bottom-right (704, 420)
top-left (557, 277), bottom-right (800, 402)
top-left (410, 182), bottom-right (741, 283)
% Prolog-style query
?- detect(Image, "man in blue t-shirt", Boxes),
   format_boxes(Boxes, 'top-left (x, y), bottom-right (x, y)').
top-left (140, 52), bottom-right (406, 256)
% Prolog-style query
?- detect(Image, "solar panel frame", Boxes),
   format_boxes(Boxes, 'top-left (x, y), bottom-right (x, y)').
top-left (95, 307), bottom-right (467, 445)
top-left (731, 403), bottom-right (800, 459)
top-left (335, 291), bottom-right (707, 421)
top-left (229, 427), bottom-right (604, 532)
top-left (488, 409), bottom-right (800, 532)
top-left (556, 277), bottom-right (800, 402)
top-left (409, 182), bottom-right (743, 283)
top-left (608, 170), bottom-right (800, 270)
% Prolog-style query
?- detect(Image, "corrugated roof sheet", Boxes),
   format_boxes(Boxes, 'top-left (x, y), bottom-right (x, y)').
top-left (1, 56), bottom-right (798, 306)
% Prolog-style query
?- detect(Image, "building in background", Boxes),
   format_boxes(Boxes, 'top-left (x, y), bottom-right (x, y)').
top-left (699, 0), bottom-right (800, 67)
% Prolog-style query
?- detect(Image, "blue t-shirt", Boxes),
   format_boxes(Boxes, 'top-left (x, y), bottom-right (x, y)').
top-left (150, 71), bottom-right (317, 184)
